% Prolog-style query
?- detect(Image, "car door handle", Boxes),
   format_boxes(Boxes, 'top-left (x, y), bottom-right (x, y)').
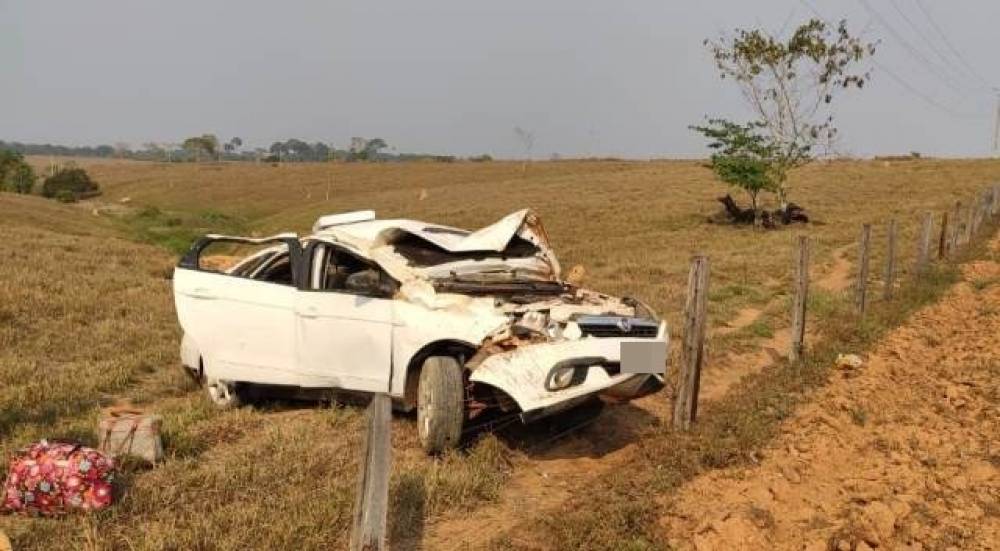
top-left (299, 306), bottom-right (319, 318)
top-left (187, 287), bottom-right (216, 300)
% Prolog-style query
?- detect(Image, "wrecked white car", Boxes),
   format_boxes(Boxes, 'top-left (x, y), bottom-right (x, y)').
top-left (173, 209), bottom-right (667, 452)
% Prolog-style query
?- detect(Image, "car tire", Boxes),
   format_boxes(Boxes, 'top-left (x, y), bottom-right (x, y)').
top-left (417, 356), bottom-right (465, 454)
top-left (205, 378), bottom-right (244, 409)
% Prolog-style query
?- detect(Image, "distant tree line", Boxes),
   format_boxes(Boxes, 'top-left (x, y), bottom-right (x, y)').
top-left (0, 147), bottom-right (100, 203)
top-left (1, 140), bottom-right (117, 158)
top-left (1, 137), bottom-right (493, 164)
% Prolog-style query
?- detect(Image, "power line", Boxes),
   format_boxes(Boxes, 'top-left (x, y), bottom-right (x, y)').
top-left (873, 61), bottom-right (982, 119)
top-left (856, 0), bottom-right (969, 96)
top-left (913, 0), bottom-right (996, 90)
top-left (797, 0), bottom-right (985, 119)
top-left (886, 0), bottom-right (990, 93)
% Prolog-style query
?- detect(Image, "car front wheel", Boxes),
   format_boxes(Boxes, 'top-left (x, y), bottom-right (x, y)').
top-left (417, 356), bottom-right (465, 454)
top-left (205, 378), bottom-right (244, 409)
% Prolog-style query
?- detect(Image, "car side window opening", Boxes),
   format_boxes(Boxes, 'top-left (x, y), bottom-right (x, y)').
top-left (228, 251), bottom-right (276, 278)
top-left (315, 244), bottom-right (399, 297)
top-left (225, 248), bottom-right (294, 285)
top-left (253, 253), bottom-right (295, 285)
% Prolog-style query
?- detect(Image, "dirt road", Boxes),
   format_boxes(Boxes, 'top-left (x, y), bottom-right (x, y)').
top-left (660, 237), bottom-right (1000, 550)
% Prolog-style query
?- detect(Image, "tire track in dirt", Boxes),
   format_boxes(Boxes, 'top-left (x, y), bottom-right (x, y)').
top-left (817, 244), bottom-right (854, 296)
top-left (660, 235), bottom-right (1000, 550)
top-left (419, 244), bottom-right (858, 550)
top-left (699, 243), bottom-right (854, 402)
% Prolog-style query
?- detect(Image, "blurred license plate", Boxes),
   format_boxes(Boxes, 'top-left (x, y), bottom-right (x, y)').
top-left (621, 341), bottom-right (666, 374)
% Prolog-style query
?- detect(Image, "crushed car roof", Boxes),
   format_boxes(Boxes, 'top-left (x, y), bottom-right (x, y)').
top-left (313, 209), bottom-right (536, 253)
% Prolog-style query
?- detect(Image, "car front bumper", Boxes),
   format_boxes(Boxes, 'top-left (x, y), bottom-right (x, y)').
top-left (468, 322), bottom-right (668, 415)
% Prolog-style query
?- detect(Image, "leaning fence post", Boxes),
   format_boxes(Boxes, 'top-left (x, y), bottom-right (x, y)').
top-left (673, 254), bottom-right (709, 431)
top-left (964, 203), bottom-right (975, 244)
top-left (856, 224), bottom-right (872, 318)
top-left (938, 211), bottom-right (950, 259)
top-left (915, 212), bottom-right (933, 275)
top-left (350, 393), bottom-right (392, 551)
top-left (789, 236), bottom-right (809, 363)
top-left (971, 195), bottom-right (982, 236)
top-left (949, 201), bottom-right (962, 253)
top-left (883, 219), bottom-right (897, 300)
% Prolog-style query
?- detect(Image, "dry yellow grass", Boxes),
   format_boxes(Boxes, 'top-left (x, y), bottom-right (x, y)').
top-left (0, 193), bottom-right (509, 549)
top-left (4, 158), bottom-right (999, 549)
top-left (43, 156), bottom-right (1000, 341)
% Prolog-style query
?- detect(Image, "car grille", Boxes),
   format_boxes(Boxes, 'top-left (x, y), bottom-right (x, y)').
top-left (576, 316), bottom-right (659, 338)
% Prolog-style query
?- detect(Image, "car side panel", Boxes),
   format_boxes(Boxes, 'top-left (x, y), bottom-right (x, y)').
top-left (295, 292), bottom-right (393, 391)
top-left (174, 267), bottom-right (300, 385)
top-left (389, 300), bottom-right (509, 398)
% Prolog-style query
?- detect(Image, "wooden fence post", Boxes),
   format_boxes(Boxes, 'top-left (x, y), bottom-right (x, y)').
top-left (789, 236), bottom-right (809, 363)
top-left (938, 211), bottom-right (950, 259)
top-left (992, 184), bottom-right (999, 216)
top-left (673, 254), bottom-right (709, 431)
top-left (855, 224), bottom-right (871, 318)
top-left (981, 191), bottom-right (989, 230)
top-left (949, 201), bottom-right (961, 253)
top-left (964, 203), bottom-right (975, 244)
top-left (915, 212), bottom-right (933, 275)
top-left (972, 193), bottom-right (989, 235)
top-left (350, 393), bottom-right (392, 551)
top-left (883, 219), bottom-right (897, 300)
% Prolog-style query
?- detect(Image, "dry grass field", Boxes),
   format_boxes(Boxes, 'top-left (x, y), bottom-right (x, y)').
top-left (2, 158), bottom-right (998, 549)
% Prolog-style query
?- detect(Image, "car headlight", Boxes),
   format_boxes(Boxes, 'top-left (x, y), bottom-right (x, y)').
top-left (549, 366), bottom-right (576, 390)
top-left (562, 322), bottom-right (582, 340)
top-left (545, 357), bottom-right (603, 391)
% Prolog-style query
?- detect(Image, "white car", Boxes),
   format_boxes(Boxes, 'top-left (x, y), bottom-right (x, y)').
top-left (173, 209), bottom-right (668, 452)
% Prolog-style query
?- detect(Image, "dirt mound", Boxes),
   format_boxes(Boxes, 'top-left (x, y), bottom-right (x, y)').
top-left (660, 237), bottom-right (1000, 550)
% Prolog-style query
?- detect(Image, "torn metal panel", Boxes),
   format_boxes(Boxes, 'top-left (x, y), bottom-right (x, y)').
top-left (468, 322), bottom-right (668, 413)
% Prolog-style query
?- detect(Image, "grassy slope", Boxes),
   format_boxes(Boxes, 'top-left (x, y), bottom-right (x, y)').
top-left (0, 194), bottom-right (509, 549)
top-left (5, 158), bottom-right (999, 548)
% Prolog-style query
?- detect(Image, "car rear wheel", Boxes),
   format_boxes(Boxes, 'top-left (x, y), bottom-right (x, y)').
top-left (205, 378), bottom-right (244, 409)
top-left (417, 356), bottom-right (465, 454)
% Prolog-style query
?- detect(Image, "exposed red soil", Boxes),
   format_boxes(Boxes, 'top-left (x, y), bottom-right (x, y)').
top-left (659, 235), bottom-right (1000, 551)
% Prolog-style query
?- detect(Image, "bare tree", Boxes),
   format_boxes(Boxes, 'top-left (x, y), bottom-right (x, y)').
top-left (113, 142), bottom-right (131, 159)
top-left (513, 126), bottom-right (535, 177)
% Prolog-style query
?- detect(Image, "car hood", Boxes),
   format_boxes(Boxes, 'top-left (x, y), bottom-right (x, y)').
top-left (371, 209), bottom-right (561, 282)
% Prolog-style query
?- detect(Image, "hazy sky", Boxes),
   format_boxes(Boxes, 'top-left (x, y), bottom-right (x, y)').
top-left (3, 0), bottom-right (998, 158)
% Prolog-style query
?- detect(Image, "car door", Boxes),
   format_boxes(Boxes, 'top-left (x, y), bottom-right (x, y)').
top-left (173, 235), bottom-right (304, 385)
top-left (294, 240), bottom-right (395, 392)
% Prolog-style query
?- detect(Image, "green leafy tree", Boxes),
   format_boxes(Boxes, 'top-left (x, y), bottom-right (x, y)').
top-left (8, 163), bottom-right (36, 194)
top-left (690, 119), bottom-right (781, 219)
top-left (361, 138), bottom-right (387, 161)
top-left (0, 149), bottom-right (36, 194)
top-left (182, 134), bottom-right (219, 162)
top-left (224, 136), bottom-right (243, 156)
top-left (704, 19), bottom-right (876, 207)
top-left (349, 138), bottom-right (388, 161)
top-left (312, 142), bottom-right (331, 161)
top-left (41, 167), bottom-right (99, 199)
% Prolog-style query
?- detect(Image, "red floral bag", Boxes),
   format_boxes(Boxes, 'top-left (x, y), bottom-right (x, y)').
top-left (2, 440), bottom-right (116, 515)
